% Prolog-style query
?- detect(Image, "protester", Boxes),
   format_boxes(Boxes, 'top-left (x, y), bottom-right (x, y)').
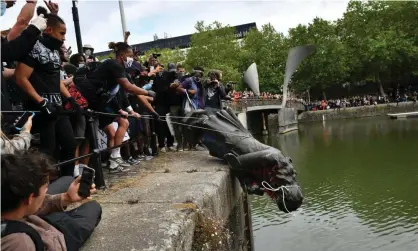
top-left (1, 151), bottom-right (102, 251)
top-left (0, 115), bottom-right (33, 154)
top-left (75, 41), bottom-right (155, 172)
top-left (1, 9), bottom-right (46, 125)
top-left (62, 63), bottom-right (91, 176)
top-left (204, 69), bottom-right (231, 113)
top-left (168, 63), bottom-right (186, 151)
top-left (14, 8), bottom-right (80, 177)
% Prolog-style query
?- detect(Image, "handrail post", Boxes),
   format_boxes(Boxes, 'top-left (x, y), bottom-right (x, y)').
top-left (86, 113), bottom-right (106, 189)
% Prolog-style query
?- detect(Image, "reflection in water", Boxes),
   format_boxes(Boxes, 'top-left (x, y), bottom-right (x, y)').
top-left (252, 117), bottom-right (418, 251)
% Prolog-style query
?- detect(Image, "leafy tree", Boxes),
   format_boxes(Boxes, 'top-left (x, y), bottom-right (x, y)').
top-left (138, 47), bottom-right (187, 67)
top-left (337, 0), bottom-right (418, 96)
top-left (185, 21), bottom-right (241, 83)
top-left (288, 18), bottom-right (349, 99)
top-left (239, 24), bottom-right (288, 93)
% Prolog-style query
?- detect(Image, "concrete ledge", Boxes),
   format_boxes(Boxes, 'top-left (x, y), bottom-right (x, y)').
top-left (82, 151), bottom-right (243, 251)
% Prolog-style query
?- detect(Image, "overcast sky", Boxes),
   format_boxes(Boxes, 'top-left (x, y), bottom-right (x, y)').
top-left (0, 0), bottom-right (349, 53)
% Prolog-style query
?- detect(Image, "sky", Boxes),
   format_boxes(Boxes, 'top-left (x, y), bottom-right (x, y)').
top-left (0, 0), bottom-right (350, 53)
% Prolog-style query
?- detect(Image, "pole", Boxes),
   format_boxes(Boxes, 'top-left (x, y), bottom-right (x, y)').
top-left (72, 0), bottom-right (83, 54)
top-left (86, 114), bottom-right (106, 189)
top-left (118, 0), bottom-right (127, 39)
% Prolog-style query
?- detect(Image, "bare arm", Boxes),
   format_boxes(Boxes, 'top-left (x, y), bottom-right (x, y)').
top-left (60, 80), bottom-right (71, 99)
top-left (2, 68), bottom-right (15, 79)
top-left (7, 2), bottom-right (37, 41)
top-left (117, 78), bottom-right (149, 96)
top-left (137, 95), bottom-right (156, 113)
top-left (15, 63), bottom-right (43, 103)
top-left (176, 86), bottom-right (196, 95)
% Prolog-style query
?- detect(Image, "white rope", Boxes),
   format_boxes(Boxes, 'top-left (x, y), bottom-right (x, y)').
top-left (261, 181), bottom-right (300, 215)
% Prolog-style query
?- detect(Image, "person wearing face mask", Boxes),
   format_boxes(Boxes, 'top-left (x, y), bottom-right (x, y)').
top-left (69, 53), bottom-right (86, 68)
top-left (168, 63), bottom-right (186, 151)
top-left (1, 7), bottom-right (46, 132)
top-left (83, 44), bottom-right (94, 58)
top-left (14, 8), bottom-right (80, 177)
top-left (176, 67), bottom-right (206, 151)
top-left (177, 66), bottom-right (205, 111)
top-left (75, 41), bottom-right (153, 172)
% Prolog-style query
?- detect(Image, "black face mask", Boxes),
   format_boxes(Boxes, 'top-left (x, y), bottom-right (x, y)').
top-left (40, 33), bottom-right (64, 50)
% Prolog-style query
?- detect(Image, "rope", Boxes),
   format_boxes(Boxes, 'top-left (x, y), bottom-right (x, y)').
top-left (261, 180), bottom-right (301, 215)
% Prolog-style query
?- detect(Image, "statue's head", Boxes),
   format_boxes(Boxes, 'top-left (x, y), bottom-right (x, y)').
top-left (263, 155), bottom-right (303, 213)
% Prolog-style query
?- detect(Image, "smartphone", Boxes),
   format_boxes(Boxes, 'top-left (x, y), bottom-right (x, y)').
top-left (15, 112), bottom-right (35, 131)
top-left (78, 166), bottom-right (95, 198)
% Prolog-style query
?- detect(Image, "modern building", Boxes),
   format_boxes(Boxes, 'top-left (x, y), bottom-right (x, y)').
top-left (94, 22), bottom-right (257, 57)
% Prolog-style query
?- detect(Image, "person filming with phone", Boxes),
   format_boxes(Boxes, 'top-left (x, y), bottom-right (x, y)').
top-left (1, 151), bottom-right (102, 251)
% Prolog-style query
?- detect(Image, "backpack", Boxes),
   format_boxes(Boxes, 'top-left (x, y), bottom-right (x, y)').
top-left (1, 220), bottom-right (44, 251)
top-left (73, 61), bottom-right (102, 85)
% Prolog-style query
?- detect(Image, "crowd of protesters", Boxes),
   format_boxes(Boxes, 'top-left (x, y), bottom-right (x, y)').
top-left (305, 92), bottom-right (417, 111)
top-left (0, 2), bottom-right (238, 250)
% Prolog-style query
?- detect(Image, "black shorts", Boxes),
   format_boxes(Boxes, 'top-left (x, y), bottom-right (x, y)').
top-left (128, 117), bottom-right (143, 139)
top-left (98, 106), bottom-right (117, 130)
top-left (70, 114), bottom-right (87, 140)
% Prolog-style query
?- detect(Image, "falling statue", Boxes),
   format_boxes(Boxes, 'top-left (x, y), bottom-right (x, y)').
top-left (180, 45), bottom-right (315, 213)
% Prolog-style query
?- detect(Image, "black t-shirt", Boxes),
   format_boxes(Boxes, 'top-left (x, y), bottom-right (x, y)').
top-left (76, 59), bottom-right (126, 110)
top-left (20, 40), bottom-right (62, 108)
top-left (88, 59), bottom-right (126, 92)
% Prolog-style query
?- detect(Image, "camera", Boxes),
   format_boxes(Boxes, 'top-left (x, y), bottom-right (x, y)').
top-left (152, 53), bottom-right (161, 59)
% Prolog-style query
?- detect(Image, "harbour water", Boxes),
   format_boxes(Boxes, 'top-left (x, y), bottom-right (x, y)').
top-left (252, 116), bottom-right (418, 251)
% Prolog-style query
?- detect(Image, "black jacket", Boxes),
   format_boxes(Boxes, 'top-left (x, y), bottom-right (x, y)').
top-left (1, 25), bottom-right (40, 131)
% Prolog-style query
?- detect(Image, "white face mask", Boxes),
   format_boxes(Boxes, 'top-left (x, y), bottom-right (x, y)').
top-left (85, 49), bottom-right (92, 56)
top-left (124, 57), bottom-right (134, 68)
top-left (78, 63), bottom-right (85, 68)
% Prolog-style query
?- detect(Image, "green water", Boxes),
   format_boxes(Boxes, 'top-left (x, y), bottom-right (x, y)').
top-left (251, 116), bottom-right (418, 251)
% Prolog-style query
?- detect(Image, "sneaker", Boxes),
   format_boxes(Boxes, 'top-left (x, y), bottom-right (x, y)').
top-left (127, 156), bottom-right (141, 165)
top-left (159, 147), bottom-right (167, 153)
top-left (167, 146), bottom-right (176, 152)
top-left (110, 157), bottom-right (131, 167)
top-left (192, 145), bottom-right (206, 151)
top-left (176, 146), bottom-right (183, 152)
top-left (144, 155), bottom-right (153, 161)
top-left (136, 155), bottom-right (145, 161)
top-left (109, 165), bottom-right (130, 173)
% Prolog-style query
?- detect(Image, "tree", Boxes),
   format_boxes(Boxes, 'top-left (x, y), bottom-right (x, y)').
top-left (185, 21), bottom-right (241, 82)
top-left (337, 0), bottom-right (418, 96)
top-left (288, 18), bottom-right (349, 99)
top-left (239, 24), bottom-right (288, 92)
top-left (138, 47), bottom-right (187, 67)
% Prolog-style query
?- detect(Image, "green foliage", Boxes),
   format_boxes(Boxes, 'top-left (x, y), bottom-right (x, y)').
top-left (239, 24), bottom-right (288, 92)
top-left (185, 21), bottom-right (241, 83)
top-left (138, 48), bottom-right (187, 67)
top-left (105, 1), bottom-right (417, 97)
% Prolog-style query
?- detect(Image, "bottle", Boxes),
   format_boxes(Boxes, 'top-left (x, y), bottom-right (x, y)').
top-left (143, 80), bottom-right (153, 90)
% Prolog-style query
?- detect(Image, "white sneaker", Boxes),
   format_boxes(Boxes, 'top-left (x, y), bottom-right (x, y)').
top-left (109, 165), bottom-right (130, 173)
top-left (159, 147), bottom-right (167, 153)
top-left (110, 157), bottom-right (131, 167)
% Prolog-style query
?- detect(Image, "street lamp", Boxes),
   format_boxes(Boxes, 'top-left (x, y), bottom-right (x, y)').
top-left (72, 0), bottom-right (83, 54)
top-left (118, 0), bottom-right (127, 39)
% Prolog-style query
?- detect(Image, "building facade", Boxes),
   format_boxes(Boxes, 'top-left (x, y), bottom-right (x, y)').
top-left (94, 22), bottom-right (257, 57)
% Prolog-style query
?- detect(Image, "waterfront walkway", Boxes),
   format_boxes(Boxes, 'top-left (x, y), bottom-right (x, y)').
top-left (82, 151), bottom-right (243, 251)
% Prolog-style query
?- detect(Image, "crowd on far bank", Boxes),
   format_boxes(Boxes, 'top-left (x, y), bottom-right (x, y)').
top-left (306, 92), bottom-right (418, 111)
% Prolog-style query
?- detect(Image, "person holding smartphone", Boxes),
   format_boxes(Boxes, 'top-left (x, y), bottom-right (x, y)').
top-left (0, 114), bottom-right (33, 154)
top-left (1, 151), bottom-right (102, 251)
